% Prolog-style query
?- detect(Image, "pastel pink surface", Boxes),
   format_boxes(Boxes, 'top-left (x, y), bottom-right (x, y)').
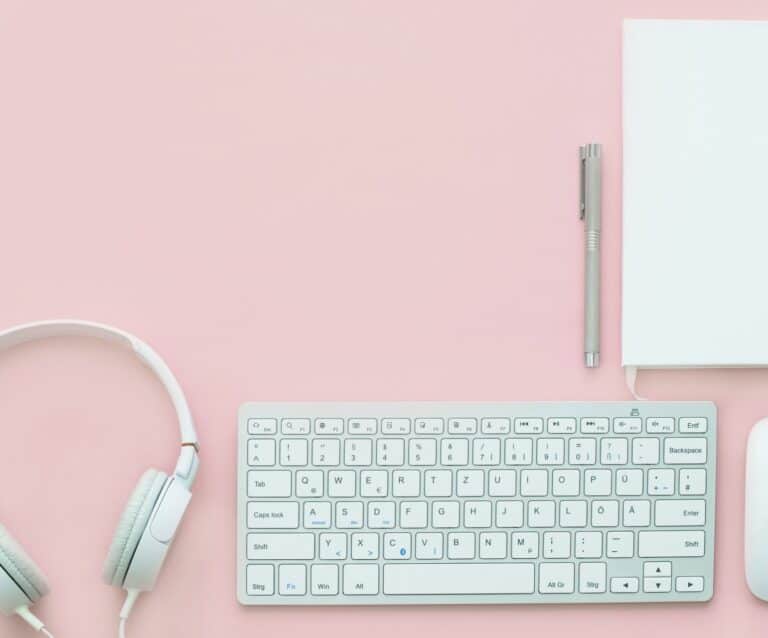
top-left (0, 1), bottom-right (766, 636)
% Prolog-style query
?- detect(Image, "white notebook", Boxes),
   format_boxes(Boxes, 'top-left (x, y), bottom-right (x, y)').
top-left (623, 19), bottom-right (768, 368)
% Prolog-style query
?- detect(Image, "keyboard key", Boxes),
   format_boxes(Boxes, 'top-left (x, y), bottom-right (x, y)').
top-left (303, 501), bottom-right (331, 528)
top-left (384, 533), bottom-right (412, 559)
top-left (644, 577), bottom-right (671, 593)
top-left (646, 417), bottom-right (674, 433)
top-left (654, 499), bottom-right (706, 526)
top-left (247, 533), bottom-right (315, 560)
top-left (539, 563), bottom-right (574, 594)
top-left (679, 469), bottom-right (707, 495)
top-left (569, 438), bottom-right (597, 465)
top-left (552, 469), bottom-right (579, 496)
top-left (606, 532), bottom-right (634, 558)
top-left (433, 501), bottom-right (460, 528)
top-left (559, 500), bottom-right (587, 527)
top-left (344, 439), bottom-right (373, 466)
top-left (481, 417), bottom-right (510, 434)
top-left (343, 565), bottom-right (379, 595)
top-left (648, 469), bottom-right (675, 495)
top-left (392, 470), bottom-right (420, 497)
top-left (579, 562), bottom-right (607, 593)
top-left (505, 438), bottom-right (533, 465)
top-left (473, 438), bottom-right (501, 465)
top-left (664, 438), bottom-right (707, 464)
top-left (591, 500), bottom-right (619, 527)
top-left (488, 470), bottom-right (517, 496)
top-left (615, 469), bottom-right (643, 496)
top-left (638, 531), bottom-right (705, 557)
top-left (351, 533), bottom-right (379, 559)
top-left (248, 439), bottom-right (276, 466)
top-left (415, 532), bottom-right (444, 559)
top-left (424, 470), bottom-right (452, 497)
top-left (279, 564), bottom-right (306, 595)
top-left (376, 439), bottom-right (405, 466)
top-left (457, 470), bottom-right (485, 496)
top-left (368, 501), bottom-right (395, 528)
top-left (680, 417), bottom-right (707, 433)
top-left (479, 532), bottom-right (507, 559)
top-left (442, 439), bottom-right (469, 465)
top-left (410, 438), bottom-right (437, 465)
top-left (347, 418), bottom-right (377, 434)
top-left (400, 501), bottom-right (428, 528)
top-left (319, 533), bottom-right (347, 559)
top-left (632, 438), bottom-right (660, 465)
top-left (313, 439), bottom-right (341, 466)
top-left (547, 417), bottom-right (576, 434)
top-left (248, 470), bottom-right (291, 497)
top-left (610, 577), bottom-right (639, 593)
top-left (600, 438), bottom-right (628, 465)
top-left (623, 500), bottom-right (651, 527)
top-left (384, 564), bottom-right (535, 595)
top-left (311, 565), bottom-right (339, 595)
top-left (382, 418), bottom-right (411, 435)
top-left (246, 564), bottom-right (274, 595)
top-left (315, 418), bottom-right (344, 434)
top-left (247, 418), bottom-right (277, 435)
top-left (327, 470), bottom-right (355, 497)
top-left (511, 532), bottom-right (539, 558)
top-left (515, 418), bottom-right (544, 434)
top-left (644, 562), bottom-right (671, 577)
top-left (675, 576), bottom-right (704, 593)
top-left (613, 417), bottom-right (641, 433)
top-left (447, 532), bottom-right (476, 559)
top-left (335, 501), bottom-right (362, 528)
top-left (361, 470), bottom-right (388, 497)
top-left (520, 469), bottom-right (547, 496)
top-left (584, 469), bottom-right (611, 496)
top-left (464, 501), bottom-right (492, 528)
top-left (296, 470), bottom-right (323, 497)
top-left (247, 502), bottom-right (299, 529)
top-left (280, 439), bottom-right (308, 466)
top-left (281, 418), bottom-right (310, 434)
top-left (448, 418), bottom-right (477, 434)
top-left (528, 501), bottom-right (555, 527)
top-left (415, 418), bottom-right (444, 434)
top-left (496, 501), bottom-right (524, 528)
top-left (537, 438), bottom-right (565, 465)
top-left (543, 532), bottom-right (571, 559)
top-left (580, 418), bottom-right (609, 434)
top-left (575, 531), bottom-right (602, 558)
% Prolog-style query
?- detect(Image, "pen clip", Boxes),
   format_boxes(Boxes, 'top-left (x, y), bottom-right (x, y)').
top-left (579, 145), bottom-right (587, 220)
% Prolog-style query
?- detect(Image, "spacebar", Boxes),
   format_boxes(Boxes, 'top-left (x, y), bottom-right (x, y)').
top-left (383, 564), bottom-right (535, 595)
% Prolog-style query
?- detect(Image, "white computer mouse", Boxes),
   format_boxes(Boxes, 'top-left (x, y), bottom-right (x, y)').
top-left (745, 417), bottom-right (768, 600)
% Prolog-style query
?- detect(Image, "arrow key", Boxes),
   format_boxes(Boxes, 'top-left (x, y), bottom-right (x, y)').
top-left (676, 576), bottom-right (704, 592)
top-left (643, 561), bottom-right (672, 577)
top-left (610, 577), bottom-right (639, 593)
top-left (643, 577), bottom-right (672, 593)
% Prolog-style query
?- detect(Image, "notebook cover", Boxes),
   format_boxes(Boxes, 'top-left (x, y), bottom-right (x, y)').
top-left (622, 19), bottom-right (768, 368)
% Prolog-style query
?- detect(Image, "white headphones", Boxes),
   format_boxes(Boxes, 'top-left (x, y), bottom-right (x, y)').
top-left (0, 320), bottom-right (200, 637)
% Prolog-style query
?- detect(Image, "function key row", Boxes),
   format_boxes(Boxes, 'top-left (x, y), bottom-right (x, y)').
top-left (247, 417), bottom-right (709, 436)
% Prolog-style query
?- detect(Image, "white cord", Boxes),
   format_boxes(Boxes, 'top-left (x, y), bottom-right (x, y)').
top-left (118, 589), bottom-right (140, 638)
top-left (119, 618), bottom-right (127, 638)
top-left (625, 365), bottom-right (648, 400)
top-left (41, 630), bottom-right (54, 638)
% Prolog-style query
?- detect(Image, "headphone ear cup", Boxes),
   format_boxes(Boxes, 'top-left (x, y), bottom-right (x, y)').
top-left (0, 524), bottom-right (50, 603)
top-left (103, 469), bottom-right (167, 588)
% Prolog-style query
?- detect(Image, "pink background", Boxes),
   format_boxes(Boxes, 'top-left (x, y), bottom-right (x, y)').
top-left (1, 1), bottom-right (767, 636)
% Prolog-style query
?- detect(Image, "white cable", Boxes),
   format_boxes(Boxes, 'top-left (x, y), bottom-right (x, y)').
top-left (118, 589), bottom-right (140, 638)
top-left (624, 365), bottom-right (648, 400)
top-left (41, 630), bottom-right (54, 638)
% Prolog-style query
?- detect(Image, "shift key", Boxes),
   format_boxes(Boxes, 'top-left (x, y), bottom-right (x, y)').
top-left (247, 533), bottom-right (315, 559)
top-left (638, 531), bottom-right (705, 558)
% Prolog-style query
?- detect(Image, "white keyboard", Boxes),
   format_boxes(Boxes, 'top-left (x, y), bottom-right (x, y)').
top-left (237, 402), bottom-right (716, 605)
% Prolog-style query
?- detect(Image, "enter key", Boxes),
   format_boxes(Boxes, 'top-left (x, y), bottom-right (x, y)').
top-left (655, 500), bottom-right (706, 526)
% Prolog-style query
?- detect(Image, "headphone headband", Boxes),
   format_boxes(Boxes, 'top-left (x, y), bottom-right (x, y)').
top-left (0, 320), bottom-right (199, 482)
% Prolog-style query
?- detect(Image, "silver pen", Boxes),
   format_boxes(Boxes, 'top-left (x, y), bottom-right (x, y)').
top-left (580, 143), bottom-right (602, 368)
